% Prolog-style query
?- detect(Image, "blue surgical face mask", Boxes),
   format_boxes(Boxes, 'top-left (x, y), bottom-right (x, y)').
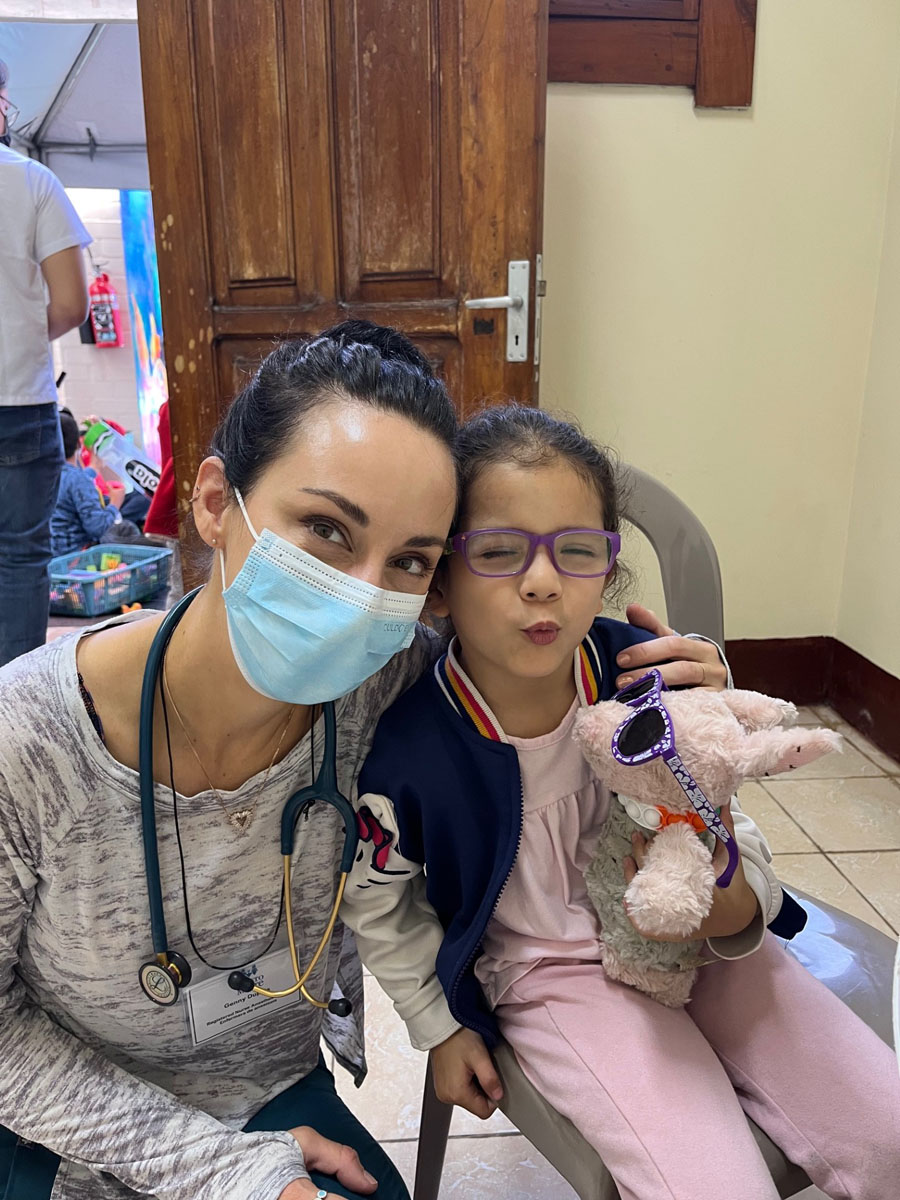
top-left (220, 489), bottom-right (426, 704)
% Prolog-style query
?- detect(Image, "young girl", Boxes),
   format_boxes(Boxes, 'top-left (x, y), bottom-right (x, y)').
top-left (341, 405), bottom-right (900, 1200)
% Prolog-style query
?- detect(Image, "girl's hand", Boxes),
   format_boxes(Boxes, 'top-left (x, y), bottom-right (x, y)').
top-left (278, 1126), bottom-right (378, 1198)
top-left (618, 603), bottom-right (727, 692)
top-left (430, 1027), bottom-right (504, 1119)
top-left (623, 803), bottom-right (759, 942)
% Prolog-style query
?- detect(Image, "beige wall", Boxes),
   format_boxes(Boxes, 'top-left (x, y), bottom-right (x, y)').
top-left (837, 71), bottom-right (900, 679)
top-left (540, 0), bottom-right (900, 652)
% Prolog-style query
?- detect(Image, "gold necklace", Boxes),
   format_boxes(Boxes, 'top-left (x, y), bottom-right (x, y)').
top-left (162, 662), bottom-right (295, 834)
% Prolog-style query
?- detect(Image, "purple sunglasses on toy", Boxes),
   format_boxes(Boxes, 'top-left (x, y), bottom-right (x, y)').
top-left (611, 669), bottom-right (738, 887)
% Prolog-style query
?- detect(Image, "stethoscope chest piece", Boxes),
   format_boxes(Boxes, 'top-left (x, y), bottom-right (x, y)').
top-left (139, 951), bottom-right (193, 1006)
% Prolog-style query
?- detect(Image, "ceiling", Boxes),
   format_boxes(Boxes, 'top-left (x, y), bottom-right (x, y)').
top-left (0, 20), bottom-right (148, 188)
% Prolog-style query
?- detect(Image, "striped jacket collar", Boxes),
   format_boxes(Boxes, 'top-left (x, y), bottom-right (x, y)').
top-left (434, 632), bottom-right (603, 743)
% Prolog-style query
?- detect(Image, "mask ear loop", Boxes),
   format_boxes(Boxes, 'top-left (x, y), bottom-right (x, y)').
top-left (219, 487), bottom-right (261, 591)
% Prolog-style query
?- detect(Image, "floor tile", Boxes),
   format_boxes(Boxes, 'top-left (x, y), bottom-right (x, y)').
top-left (333, 975), bottom-right (514, 1142)
top-left (833, 722), bottom-right (900, 775)
top-left (764, 776), bottom-right (900, 851)
top-left (794, 707), bottom-right (824, 726)
top-left (828, 851), bottom-right (900, 933)
top-left (772, 853), bottom-right (895, 935)
top-left (385, 1133), bottom-right (578, 1199)
top-left (737, 782), bottom-right (816, 853)
top-left (791, 1189), bottom-right (828, 1200)
top-left (810, 705), bottom-right (840, 725)
top-left (774, 738), bottom-right (882, 780)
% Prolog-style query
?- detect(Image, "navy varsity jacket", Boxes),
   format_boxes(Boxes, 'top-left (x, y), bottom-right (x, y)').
top-left (356, 617), bottom-right (805, 1047)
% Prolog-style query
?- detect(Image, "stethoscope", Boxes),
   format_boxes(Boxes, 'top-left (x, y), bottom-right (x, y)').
top-left (137, 588), bottom-right (358, 1015)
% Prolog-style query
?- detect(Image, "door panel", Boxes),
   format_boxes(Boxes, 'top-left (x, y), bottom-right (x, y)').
top-left (138, 0), bottom-right (548, 529)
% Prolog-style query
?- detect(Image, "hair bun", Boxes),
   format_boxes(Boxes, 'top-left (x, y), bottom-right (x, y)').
top-left (321, 319), bottom-right (433, 376)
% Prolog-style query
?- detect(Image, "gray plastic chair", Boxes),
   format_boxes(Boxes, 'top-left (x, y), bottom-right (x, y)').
top-left (412, 466), bottom-right (897, 1199)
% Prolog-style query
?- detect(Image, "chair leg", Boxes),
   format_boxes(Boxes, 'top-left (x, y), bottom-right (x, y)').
top-left (413, 1055), bottom-right (453, 1200)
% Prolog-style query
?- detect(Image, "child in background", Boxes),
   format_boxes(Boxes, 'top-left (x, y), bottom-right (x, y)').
top-left (50, 410), bottom-right (141, 556)
top-left (341, 405), bottom-right (900, 1200)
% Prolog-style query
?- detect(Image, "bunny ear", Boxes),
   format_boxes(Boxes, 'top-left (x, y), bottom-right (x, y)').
top-left (735, 727), bottom-right (843, 780)
top-left (717, 690), bottom-right (797, 732)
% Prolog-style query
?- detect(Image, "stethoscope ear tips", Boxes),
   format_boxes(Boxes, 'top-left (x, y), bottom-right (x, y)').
top-left (327, 997), bottom-right (353, 1017)
top-left (227, 970), bottom-right (256, 994)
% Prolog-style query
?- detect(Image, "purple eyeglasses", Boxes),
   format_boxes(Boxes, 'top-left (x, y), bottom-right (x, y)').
top-left (447, 527), bottom-right (621, 579)
top-left (611, 669), bottom-right (738, 887)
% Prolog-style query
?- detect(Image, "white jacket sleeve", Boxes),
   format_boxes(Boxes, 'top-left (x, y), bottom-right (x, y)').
top-left (340, 793), bottom-right (461, 1051)
top-left (705, 793), bottom-right (783, 960)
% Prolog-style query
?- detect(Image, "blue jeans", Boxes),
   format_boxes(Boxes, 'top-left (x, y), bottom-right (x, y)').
top-left (0, 404), bottom-right (64, 668)
top-left (0, 1060), bottom-right (410, 1199)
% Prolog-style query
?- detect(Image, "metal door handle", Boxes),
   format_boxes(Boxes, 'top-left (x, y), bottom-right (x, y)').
top-left (465, 294), bottom-right (524, 310)
top-left (464, 260), bottom-right (530, 362)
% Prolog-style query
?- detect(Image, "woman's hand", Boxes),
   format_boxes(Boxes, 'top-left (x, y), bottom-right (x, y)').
top-left (430, 1027), bottom-right (503, 1119)
top-left (623, 803), bottom-right (759, 942)
top-left (617, 603), bottom-right (727, 692)
top-left (277, 1126), bottom-right (379, 1199)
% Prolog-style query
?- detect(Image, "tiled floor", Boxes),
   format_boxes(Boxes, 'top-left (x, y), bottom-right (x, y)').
top-left (332, 706), bottom-right (899, 1199)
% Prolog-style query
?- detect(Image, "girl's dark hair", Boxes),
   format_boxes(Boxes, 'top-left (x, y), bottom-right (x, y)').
top-left (59, 409), bottom-right (80, 460)
top-left (453, 403), bottom-right (631, 597)
top-left (210, 320), bottom-right (458, 496)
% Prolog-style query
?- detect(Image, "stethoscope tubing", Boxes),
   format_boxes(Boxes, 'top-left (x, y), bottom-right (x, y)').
top-left (138, 588), bottom-right (359, 990)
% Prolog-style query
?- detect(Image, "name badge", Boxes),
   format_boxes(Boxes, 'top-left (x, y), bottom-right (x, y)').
top-left (185, 946), bottom-right (300, 1045)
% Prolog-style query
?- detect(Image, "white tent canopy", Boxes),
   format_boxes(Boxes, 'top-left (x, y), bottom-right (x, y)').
top-left (0, 20), bottom-right (148, 188)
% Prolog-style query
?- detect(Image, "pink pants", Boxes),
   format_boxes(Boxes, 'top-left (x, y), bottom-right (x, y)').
top-left (497, 935), bottom-right (900, 1200)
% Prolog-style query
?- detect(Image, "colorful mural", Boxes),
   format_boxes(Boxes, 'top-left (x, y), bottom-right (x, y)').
top-left (119, 188), bottom-right (167, 465)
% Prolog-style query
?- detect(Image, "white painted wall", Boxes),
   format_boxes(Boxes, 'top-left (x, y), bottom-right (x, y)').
top-left (837, 70), bottom-right (900, 679)
top-left (540, 0), bottom-right (900, 665)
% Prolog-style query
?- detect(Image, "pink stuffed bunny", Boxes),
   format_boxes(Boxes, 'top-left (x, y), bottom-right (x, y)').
top-left (573, 684), bottom-right (841, 1007)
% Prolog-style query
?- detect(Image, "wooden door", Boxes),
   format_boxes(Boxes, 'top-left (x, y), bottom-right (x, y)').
top-left (137, 0), bottom-right (548, 521)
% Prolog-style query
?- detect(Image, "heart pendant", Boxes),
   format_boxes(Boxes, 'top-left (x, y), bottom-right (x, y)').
top-left (228, 809), bottom-right (254, 833)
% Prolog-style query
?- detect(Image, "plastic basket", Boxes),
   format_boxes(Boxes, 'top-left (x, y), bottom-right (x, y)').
top-left (49, 543), bottom-right (173, 617)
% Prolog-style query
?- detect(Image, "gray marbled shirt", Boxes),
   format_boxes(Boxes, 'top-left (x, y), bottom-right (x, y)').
top-left (0, 614), bottom-right (434, 1200)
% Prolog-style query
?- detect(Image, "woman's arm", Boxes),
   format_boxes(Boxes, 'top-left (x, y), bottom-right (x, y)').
top-left (618, 604), bottom-right (730, 691)
top-left (0, 782), bottom-right (307, 1200)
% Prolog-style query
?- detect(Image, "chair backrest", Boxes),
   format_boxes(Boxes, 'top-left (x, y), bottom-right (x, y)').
top-left (622, 464), bottom-right (725, 646)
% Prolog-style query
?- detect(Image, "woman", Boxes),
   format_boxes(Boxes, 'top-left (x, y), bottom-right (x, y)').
top-left (0, 322), bottom-right (724, 1200)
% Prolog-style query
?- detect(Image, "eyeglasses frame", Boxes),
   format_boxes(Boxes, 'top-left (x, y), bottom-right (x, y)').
top-left (447, 526), bottom-right (621, 579)
top-left (610, 669), bottom-right (738, 887)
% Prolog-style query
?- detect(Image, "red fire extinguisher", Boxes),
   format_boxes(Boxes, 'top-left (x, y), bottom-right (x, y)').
top-left (88, 271), bottom-right (124, 348)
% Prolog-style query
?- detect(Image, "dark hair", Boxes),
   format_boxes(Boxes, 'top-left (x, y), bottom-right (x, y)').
top-left (59, 409), bottom-right (80, 460)
top-left (453, 403), bottom-right (630, 596)
top-left (210, 320), bottom-right (458, 497)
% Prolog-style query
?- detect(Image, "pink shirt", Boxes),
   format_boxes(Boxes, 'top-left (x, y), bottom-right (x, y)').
top-left (474, 701), bottom-right (612, 1008)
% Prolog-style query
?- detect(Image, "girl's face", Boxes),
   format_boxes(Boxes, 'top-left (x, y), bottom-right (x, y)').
top-left (433, 457), bottom-right (611, 691)
top-left (211, 398), bottom-right (457, 596)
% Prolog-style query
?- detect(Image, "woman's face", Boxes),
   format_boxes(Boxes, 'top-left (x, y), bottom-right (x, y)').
top-left (218, 398), bottom-right (457, 595)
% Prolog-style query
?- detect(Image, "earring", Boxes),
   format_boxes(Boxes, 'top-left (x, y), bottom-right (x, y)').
top-left (212, 537), bottom-right (217, 545)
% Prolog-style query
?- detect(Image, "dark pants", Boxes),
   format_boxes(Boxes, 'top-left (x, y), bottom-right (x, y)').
top-left (0, 404), bottom-right (64, 668)
top-left (0, 1061), bottom-right (410, 1200)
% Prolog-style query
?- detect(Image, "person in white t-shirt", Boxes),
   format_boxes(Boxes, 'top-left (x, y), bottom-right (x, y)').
top-left (0, 59), bottom-right (92, 667)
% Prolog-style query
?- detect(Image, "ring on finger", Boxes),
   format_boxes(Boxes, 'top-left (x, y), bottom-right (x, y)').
top-left (698, 662), bottom-right (707, 685)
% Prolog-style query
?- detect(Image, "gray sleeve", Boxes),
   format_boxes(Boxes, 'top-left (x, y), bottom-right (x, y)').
top-left (0, 781), bottom-right (308, 1200)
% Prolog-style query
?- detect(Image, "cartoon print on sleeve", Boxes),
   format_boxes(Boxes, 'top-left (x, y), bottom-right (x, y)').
top-left (353, 802), bottom-right (415, 886)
